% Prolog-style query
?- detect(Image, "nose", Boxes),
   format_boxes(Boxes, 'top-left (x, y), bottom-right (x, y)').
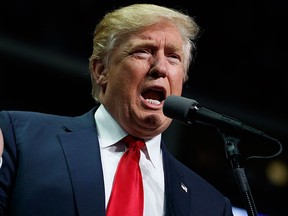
top-left (149, 54), bottom-right (168, 78)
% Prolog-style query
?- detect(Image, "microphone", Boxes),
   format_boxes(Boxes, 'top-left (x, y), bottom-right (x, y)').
top-left (163, 95), bottom-right (277, 142)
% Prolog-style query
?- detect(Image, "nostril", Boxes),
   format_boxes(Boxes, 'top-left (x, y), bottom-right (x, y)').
top-left (149, 70), bottom-right (159, 78)
top-left (148, 69), bottom-right (166, 78)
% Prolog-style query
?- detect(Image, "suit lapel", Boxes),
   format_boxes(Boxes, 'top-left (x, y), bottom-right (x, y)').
top-left (58, 108), bottom-right (106, 216)
top-left (56, 108), bottom-right (193, 216)
top-left (162, 142), bottom-right (192, 216)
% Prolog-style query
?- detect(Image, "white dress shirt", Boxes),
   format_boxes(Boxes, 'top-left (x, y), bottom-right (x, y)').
top-left (95, 104), bottom-right (165, 216)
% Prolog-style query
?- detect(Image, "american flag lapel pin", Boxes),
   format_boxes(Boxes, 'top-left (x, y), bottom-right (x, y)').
top-left (181, 182), bottom-right (188, 193)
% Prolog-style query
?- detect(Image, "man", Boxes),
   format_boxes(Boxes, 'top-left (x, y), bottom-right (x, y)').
top-left (0, 4), bottom-right (234, 215)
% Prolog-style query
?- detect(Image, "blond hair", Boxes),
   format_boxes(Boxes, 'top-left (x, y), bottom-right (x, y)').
top-left (89, 4), bottom-right (200, 101)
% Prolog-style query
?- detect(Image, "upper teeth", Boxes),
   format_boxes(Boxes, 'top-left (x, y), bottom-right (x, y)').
top-left (146, 99), bottom-right (160, 105)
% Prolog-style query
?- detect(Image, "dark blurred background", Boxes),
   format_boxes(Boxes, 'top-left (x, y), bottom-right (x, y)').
top-left (1, 0), bottom-right (287, 215)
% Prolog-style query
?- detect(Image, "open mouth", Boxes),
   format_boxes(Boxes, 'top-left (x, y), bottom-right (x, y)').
top-left (141, 89), bottom-right (165, 105)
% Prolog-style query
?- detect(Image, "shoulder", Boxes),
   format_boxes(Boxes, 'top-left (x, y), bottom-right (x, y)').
top-left (0, 110), bottom-right (68, 127)
top-left (0, 107), bottom-right (97, 131)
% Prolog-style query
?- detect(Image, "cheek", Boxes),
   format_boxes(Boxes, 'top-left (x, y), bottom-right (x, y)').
top-left (108, 65), bottom-right (141, 93)
top-left (170, 74), bottom-right (184, 93)
top-left (172, 83), bottom-right (183, 94)
top-left (120, 62), bottom-right (146, 83)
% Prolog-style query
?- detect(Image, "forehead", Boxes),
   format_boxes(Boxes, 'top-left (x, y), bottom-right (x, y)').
top-left (124, 21), bottom-right (183, 49)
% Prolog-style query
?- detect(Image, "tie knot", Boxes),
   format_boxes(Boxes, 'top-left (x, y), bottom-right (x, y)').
top-left (122, 135), bottom-right (145, 149)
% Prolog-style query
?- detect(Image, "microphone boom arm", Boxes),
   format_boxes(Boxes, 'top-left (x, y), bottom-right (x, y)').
top-left (219, 131), bottom-right (258, 216)
top-left (163, 95), bottom-right (283, 216)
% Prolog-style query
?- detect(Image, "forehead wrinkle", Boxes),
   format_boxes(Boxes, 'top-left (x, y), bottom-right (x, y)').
top-left (125, 37), bottom-right (182, 53)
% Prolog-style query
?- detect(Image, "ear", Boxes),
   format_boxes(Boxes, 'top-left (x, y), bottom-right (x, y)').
top-left (92, 60), bottom-right (107, 86)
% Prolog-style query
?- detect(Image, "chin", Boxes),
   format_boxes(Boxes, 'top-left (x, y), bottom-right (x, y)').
top-left (142, 113), bottom-right (162, 125)
top-left (143, 115), bottom-right (171, 131)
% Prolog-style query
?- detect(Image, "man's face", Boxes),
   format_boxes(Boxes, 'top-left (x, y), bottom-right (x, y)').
top-left (98, 21), bottom-right (186, 139)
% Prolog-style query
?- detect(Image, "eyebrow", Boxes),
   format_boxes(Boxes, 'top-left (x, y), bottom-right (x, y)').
top-left (126, 39), bottom-right (182, 53)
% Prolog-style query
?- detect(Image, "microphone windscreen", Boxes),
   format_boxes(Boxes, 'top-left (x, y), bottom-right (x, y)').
top-left (163, 95), bottom-right (198, 123)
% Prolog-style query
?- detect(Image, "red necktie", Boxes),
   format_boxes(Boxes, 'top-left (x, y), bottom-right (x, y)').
top-left (106, 135), bottom-right (145, 216)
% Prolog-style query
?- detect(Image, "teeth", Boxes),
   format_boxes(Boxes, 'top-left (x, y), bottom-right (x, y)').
top-left (146, 99), bottom-right (160, 105)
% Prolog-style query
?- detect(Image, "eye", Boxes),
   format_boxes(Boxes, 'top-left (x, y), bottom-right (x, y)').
top-left (132, 49), bottom-right (151, 59)
top-left (167, 53), bottom-right (181, 64)
top-left (168, 53), bottom-right (180, 59)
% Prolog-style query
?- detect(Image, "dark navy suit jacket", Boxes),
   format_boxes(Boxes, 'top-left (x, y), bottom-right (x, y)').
top-left (0, 107), bottom-right (234, 215)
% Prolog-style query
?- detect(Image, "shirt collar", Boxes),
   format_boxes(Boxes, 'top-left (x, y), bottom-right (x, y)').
top-left (145, 134), bottom-right (162, 168)
top-left (94, 104), bottom-right (162, 168)
top-left (94, 104), bottom-right (127, 148)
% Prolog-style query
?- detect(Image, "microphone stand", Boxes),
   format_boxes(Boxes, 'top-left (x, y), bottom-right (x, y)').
top-left (219, 131), bottom-right (258, 216)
